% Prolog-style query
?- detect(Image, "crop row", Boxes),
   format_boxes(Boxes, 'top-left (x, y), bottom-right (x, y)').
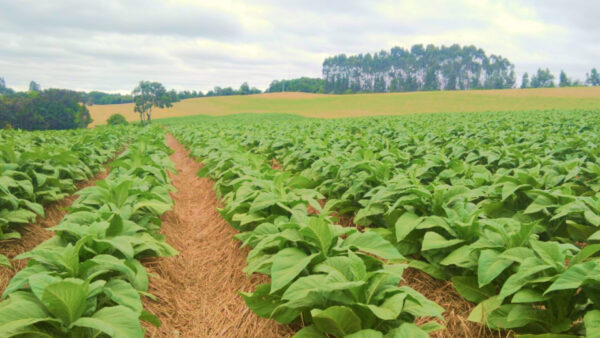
top-left (170, 111), bottom-right (600, 337)
top-left (0, 126), bottom-right (131, 243)
top-left (171, 126), bottom-right (454, 337)
top-left (0, 126), bottom-right (177, 337)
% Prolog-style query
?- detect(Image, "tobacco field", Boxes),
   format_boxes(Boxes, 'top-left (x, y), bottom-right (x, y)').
top-left (2, 109), bottom-right (600, 337)
top-left (168, 110), bottom-right (600, 337)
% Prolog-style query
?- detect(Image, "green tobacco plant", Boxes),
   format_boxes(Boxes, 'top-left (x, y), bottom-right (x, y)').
top-left (0, 126), bottom-right (130, 240)
top-left (171, 126), bottom-right (447, 337)
top-left (170, 110), bottom-right (600, 336)
top-left (0, 126), bottom-right (176, 337)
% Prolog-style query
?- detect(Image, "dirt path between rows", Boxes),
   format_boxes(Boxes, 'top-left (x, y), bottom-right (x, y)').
top-left (0, 168), bottom-right (110, 294)
top-left (142, 134), bottom-right (292, 338)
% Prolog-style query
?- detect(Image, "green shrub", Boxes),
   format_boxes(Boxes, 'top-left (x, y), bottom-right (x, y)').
top-left (106, 113), bottom-right (128, 125)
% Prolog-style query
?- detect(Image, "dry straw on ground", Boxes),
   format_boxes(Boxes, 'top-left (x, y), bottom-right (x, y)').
top-left (401, 268), bottom-right (509, 338)
top-left (141, 135), bottom-right (292, 338)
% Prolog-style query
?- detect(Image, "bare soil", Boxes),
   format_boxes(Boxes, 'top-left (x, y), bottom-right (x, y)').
top-left (141, 134), bottom-right (292, 337)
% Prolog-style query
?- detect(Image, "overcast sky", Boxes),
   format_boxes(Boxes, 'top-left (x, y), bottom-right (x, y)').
top-left (0, 0), bottom-right (597, 93)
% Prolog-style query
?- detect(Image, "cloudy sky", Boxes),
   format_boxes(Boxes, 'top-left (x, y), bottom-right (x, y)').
top-left (0, 0), bottom-right (597, 93)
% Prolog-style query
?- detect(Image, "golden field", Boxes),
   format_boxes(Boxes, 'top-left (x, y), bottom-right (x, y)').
top-left (88, 87), bottom-right (600, 126)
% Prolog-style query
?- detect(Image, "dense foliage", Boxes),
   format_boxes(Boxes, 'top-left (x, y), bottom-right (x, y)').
top-left (171, 124), bottom-right (444, 337)
top-left (168, 110), bottom-right (600, 336)
top-left (267, 78), bottom-right (325, 93)
top-left (0, 126), bottom-right (178, 337)
top-left (0, 127), bottom-right (129, 240)
top-left (322, 44), bottom-right (516, 94)
top-left (81, 91), bottom-right (134, 105)
top-left (0, 89), bottom-right (92, 130)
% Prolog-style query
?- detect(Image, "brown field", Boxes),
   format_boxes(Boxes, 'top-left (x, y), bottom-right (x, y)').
top-left (89, 87), bottom-right (600, 126)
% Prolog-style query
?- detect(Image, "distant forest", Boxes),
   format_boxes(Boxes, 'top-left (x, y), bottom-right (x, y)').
top-left (0, 79), bottom-right (263, 106)
top-left (322, 44), bottom-right (516, 94)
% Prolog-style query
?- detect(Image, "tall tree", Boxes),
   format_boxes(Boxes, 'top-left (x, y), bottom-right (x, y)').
top-left (132, 81), bottom-right (172, 124)
top-left (0, 77), bottom-right (14, 95)
top-left (239, 82), bottom-right (250, 95)
top-left (29, 81), bottom-right (41, 92)
top-left (530, 68), bottom-right (555, 88)
top-left (521, 72), bottom-right (529, 88)
top-left (587, 68), bottom-right (600, 86)
top-left (559, 70), bottom-right (571, 87)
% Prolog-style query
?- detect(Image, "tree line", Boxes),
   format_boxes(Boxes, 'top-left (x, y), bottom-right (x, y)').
top-left (521, 68), bottom-right (600, 88)
top-left (1, 78), bottom-right (264, 107)
top-left (0, 80), bottom-right (91, 130)
top-left (322, 44), bottom-right (516, 94)
top-left (266, 77), bottom-right (325, 93)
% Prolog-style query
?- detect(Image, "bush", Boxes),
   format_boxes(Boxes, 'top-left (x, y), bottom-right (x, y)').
top-left (106, 113), bottom-right (128, 125)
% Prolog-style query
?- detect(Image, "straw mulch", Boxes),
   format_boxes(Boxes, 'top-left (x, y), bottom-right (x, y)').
top-left (141, 134), bottom-right (292, 338)
top-left (401, 267), bottom-right (510, 338)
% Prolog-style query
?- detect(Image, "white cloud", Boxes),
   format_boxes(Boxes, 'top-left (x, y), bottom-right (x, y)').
top-left (0, 0), bottom-right (597, 92)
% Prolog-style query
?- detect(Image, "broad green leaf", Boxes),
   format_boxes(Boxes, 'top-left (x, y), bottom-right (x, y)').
top-left (570, 244), bottom-right (600, 266)
top-left (584, 211), bottom-right (600, 227)
top-left (511, 289), bottom-right (549, 303)
top-left (312, 306), bottom-right (361, 337)
top-left (408, 260), bottom-right (449, 280)
top-left (500, 259), bottom-right (552, 298)
top-left (132, 200), bottom-right (171, 215)
top-left (71, 305), bottom-right (143, 338)
top-left (282, 274), bottom-right (327, 302)
top-left (385, 323), bottom-right (429, 338)
top-left (452, 276), bottom-right (495, 303)
top-left (478, 249), bottom-right (513, 287)
top-left (249, 192), bottom-right (279, 213)
top-left (104, 279), bottom-right (143, 313)
top-left (41, 279), bottom-right (88, 326)
top-left (0, 292), bottom-right (55, 335)
top-left (395, 212), bottom-right (422, 242)
top-left (301, 217), bottom-right (334, 256)
top-left (440, 245), bottom-right (477, 269)
top-left (270, 248), bottom-right (318, 293)
top-left (359, 292), bottom-right (408, 320)
top-left (524, 195), bottom-right (556, 214)
top-left (467, 295), bottom-right (503, 324)
top-left (240, 284), bottom-right (283, 319)
top-left (584, 310), bottom-right (600, 338)
top-left (340, 232), bottom-right (404, 260)
top-left (293, 325), bottom-right (327, 338)
top-left (530, 240), bottom-right (564, 270)
top-left (421, 232), bottom-right (464, 251)
top-left (545, 261), bottom-right (599, 294)
top-left (140, 309), bottom-right (161, 328)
